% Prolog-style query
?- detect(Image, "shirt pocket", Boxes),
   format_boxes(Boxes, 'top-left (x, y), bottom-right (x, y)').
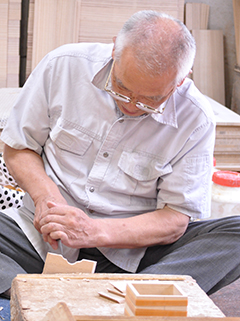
top-left (49, 124), bottom-right (93, 171)
top-left (114, 151), bottom-right (172, 197)
top-left (50, 124), bottom-right (93, 156)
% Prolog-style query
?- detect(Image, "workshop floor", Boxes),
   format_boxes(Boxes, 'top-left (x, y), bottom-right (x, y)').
top-left (209, 277), bottom-right (240, 317)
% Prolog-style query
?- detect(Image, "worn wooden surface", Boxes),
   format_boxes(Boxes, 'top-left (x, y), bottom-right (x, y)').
top-left (10, 273), bottom-right (224, 321)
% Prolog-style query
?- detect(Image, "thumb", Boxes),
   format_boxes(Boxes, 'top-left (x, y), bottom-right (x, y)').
top-left (46, 201), bottom-right (58, 209)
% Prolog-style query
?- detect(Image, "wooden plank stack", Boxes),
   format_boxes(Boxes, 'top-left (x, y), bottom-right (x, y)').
top-left (0, 0), bottom-right (21, 87)
top-left (26, 0), bottom-right (184, 74)
top-left (185, 3), bottom-right (225, 105)
top-left (207, 96), bottom-right (240, 171)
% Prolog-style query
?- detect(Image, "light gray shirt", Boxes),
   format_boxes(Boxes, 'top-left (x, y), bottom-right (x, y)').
top-left (1, 42), bottom-right (216, 272)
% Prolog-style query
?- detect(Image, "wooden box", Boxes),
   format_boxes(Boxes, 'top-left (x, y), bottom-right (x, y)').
top-left (124, 281), bottom-right (188, 317)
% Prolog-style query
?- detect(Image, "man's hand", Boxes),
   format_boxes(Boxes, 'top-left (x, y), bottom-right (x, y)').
top-left (39, 201), bottom-right (97, 250)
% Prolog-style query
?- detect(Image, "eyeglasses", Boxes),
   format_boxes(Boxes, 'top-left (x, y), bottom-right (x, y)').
top-left (104, 60), bottom-right (171, 115)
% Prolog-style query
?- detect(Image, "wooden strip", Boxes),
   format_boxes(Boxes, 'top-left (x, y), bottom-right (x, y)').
top-left (0, 0), bottom-right (8, 87)
top-left (15, 273), bottom-right (188, 281)
top-left (233, 0), bottom-right (240, 66)
top-left (98, 291), bottom-right (125, 304)
top-left (107, 288), bottom-right (126, 298)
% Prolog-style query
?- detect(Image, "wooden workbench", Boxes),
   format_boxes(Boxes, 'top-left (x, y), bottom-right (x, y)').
top-left (10, 273), bottom-right (225, 321)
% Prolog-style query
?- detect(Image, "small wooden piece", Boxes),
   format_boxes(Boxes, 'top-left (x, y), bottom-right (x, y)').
top-left (98, 292), bottom-right (125, 304)
top-left (42, 302), bottom-right (75, 321)
top-left (42, 252), bottom-right (97, 274)
top-left (124, 281), bottom-right (188, 317)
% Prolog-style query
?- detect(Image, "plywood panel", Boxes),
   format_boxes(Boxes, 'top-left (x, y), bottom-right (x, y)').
top-left (185, 3), bottom-right (209, 30)
top-left (0, 0), bottom-right (21, 87)
top-left (192, 30), bottom-right (225, 105)
top-left (28, 0), bottom-right (184, 71)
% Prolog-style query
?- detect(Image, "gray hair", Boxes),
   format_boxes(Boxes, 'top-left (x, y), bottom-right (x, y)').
top-left (114, 10), bottom-right (196, 84)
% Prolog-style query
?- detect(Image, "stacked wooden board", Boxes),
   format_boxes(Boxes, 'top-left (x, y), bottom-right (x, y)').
top-left (26, 0), bottom-right (184, 74)
top-left (207, 96), bottom-right (240, 171)
top-left (0, 0), bottom-right (21, 87)
top-left (185, 3), bottom-right (225, 105)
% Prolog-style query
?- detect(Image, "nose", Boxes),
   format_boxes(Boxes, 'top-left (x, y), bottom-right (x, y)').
top-left (128, 93), bottom-right (139, 106)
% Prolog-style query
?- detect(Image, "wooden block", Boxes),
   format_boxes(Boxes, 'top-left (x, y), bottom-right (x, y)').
top-left (42, 302), bottom-right (75, 321)
top-left (42, 253), bottom-right (97, 274)
top-left (192, 29), bottom-right (225, 105)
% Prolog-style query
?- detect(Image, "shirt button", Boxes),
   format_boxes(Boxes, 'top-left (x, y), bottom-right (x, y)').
top-left (119, 119), bottom-right (124, 123)
top-left (103, 152), bottom-right (109, 158)
top-left (89, 187), bottom-right (95, 193)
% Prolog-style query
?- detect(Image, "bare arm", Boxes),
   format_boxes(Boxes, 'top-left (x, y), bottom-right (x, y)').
top-left (40, 202), bottom-right (190, 249)
top-left (3, 144), bottom-right (189, 250)
top-left (3, 144), bottom-right (68, 233)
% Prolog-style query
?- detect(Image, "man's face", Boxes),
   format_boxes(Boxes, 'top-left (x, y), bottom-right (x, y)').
top-left (111, 48), bottom-right (177, 117)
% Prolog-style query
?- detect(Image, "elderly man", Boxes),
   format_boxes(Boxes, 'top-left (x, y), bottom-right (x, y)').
top-left (0, 10), bottom-right (240, 299)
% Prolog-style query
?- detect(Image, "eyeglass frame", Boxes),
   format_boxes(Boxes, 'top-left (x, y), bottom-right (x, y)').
top-left (104, 60), bottom-right (174, 115)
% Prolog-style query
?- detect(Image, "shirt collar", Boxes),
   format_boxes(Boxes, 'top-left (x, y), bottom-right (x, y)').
top-left (92, 59), bottom-right (178, 128)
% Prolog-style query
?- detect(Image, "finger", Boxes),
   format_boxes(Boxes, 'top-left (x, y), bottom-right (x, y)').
top-left (40, 220), bottom-right (63, 235)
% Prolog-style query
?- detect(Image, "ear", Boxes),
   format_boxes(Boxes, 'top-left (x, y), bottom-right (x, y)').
top-left (177, 78), bottom-right (186, 87)
top-left (177, 69), bottom-right (193, 87)
top-left (111, 36), bottom-right (117, 59)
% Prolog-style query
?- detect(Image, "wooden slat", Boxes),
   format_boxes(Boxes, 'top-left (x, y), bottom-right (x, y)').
top-left (233, 0), bottom-right (240, 66)
top-left (185, 3), bottom-right (210, 30)
top-left (31, 0), bottom-right (82, 70)
top-left (192, 29), bottom-right (225, 105)
top-left (0, 0), bottom-right (9, 87)
top-left (0, 0), bottom-right (21, 87)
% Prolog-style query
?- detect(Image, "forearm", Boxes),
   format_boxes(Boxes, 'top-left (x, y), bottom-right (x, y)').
top-left (40, 204), bottom-right (190, 249)
top-left (95, 206), bottom-right (190, 248)
top-left (3, 144), bottom-right (64, 205)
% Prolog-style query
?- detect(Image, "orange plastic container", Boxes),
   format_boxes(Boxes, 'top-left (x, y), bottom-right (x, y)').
top-left (211, 171), bottom-right (240, 218)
